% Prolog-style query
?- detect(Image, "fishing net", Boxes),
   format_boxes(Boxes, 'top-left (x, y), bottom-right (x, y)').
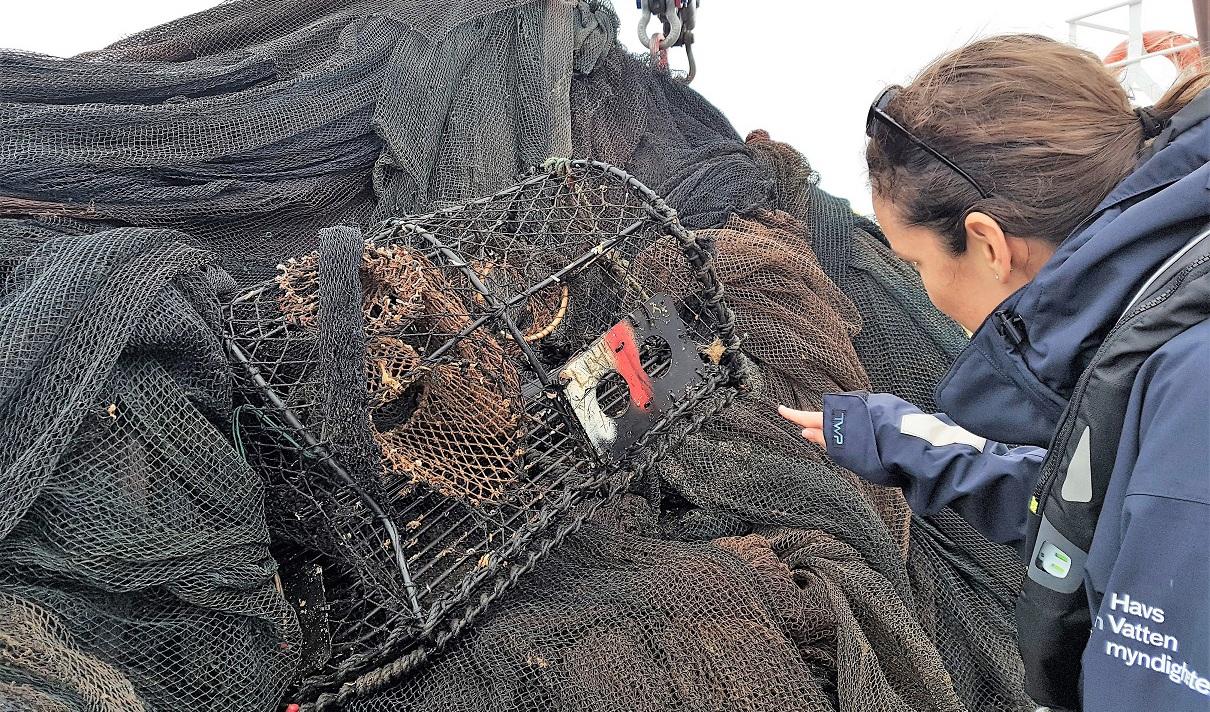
top-left (225, 160), bottom-right (746, 709)
top-left (0, 225), bottom-right (299, 711)
top-left (570, 47), bottom-right (777, 231)
top-left (342, 206), bottom-right (959, 712)
top-left (745, 130), bottom-right (1032, 711)
top-left (632, 211), bottom-right (914, 562)
top-left (348, 521), bottom-right (968, 712)
top-left (745, 130), bottom-right (963, 409)
top-left (0, 0), bottom-right (621, 287)
top-left (565, 48), bottom-right (1029, 712)
top-left (0, 1), bottom-right (1034, 711)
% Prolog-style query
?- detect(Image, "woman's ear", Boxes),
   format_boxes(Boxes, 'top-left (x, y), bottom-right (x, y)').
top-left (963, 211), bottom-right (1012, 282)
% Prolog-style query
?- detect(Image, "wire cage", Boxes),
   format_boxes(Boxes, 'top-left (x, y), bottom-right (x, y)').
top-left (222, 159), bottom-right (745, 708)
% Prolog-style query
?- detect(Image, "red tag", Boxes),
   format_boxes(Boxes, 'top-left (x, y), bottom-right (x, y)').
top-left (604, 321), bottom-right (654, 411)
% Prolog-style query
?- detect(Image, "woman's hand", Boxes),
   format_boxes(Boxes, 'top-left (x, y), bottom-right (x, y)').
top-left (777, 406), bottom-right (825, 447)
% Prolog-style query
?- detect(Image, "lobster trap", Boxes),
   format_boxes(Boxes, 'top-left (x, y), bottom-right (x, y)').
top-left (223, 160), bottom-right (744, 708)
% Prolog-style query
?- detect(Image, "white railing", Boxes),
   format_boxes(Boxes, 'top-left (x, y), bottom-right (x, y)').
top-left (1068, 0), bottom-right (1199, 102)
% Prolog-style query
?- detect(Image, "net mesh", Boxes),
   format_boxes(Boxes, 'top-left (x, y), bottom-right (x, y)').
top-left (0, 2), bottom-right (1032, 711)
top-left (744, 129), bottom-right (964, 408)
top-left (0, 0), bottom-right (621, 287)
top-left (744, 130), bottom-right (1031, 711)
top-left (349, 522), bottom-right (966, 712)
top-left (0, 226), bottom-right (299, 711)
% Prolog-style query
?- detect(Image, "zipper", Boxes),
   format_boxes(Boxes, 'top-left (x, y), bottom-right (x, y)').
top-left (1030, 252), bottom-right (1210, 513)
top-left (993, 310), bottom-right (1027, 347)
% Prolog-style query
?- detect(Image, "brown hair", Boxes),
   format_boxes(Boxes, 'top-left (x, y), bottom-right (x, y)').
top-left (867, 34), bottom-right (1210, 253)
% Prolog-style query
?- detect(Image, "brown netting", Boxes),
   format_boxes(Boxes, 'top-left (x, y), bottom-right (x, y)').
top-left (743, 130), bottom-right (1032, 712)
top-left (276, 243), bottom-right (524, 505)
top-left (716, 529), bottom-right (965, 712)
top-left (0, 593), bottom-right (147, 712)
top-left (687, 211), bottom-right (868, 407)
top-left (744, 130), bottom-right (815, 220)
top-left (743, 129), bottom-right (966, 410)
top-left (349, 516), bottom-right (967, 712)
top-left (368, 336), bottom-right (521, 505)
top-left (628, 210), bottom-right (913, 555)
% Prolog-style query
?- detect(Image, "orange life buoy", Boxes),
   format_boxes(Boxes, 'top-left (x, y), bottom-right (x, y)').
top-left (1103, 30), bottom-right (1202, 72)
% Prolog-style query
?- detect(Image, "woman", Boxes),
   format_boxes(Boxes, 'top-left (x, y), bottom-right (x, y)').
top-left (780, 35), bottom-right (1209, 712)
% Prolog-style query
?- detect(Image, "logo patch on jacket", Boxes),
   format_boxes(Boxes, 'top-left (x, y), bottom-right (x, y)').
top-left (831, 410), bottom-right (846, 447)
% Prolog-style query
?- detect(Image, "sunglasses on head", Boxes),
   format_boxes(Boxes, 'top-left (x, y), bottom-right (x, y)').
top-left (866, 86), bottom-right (993, 199)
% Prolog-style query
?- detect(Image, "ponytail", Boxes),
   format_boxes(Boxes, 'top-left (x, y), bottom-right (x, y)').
top-left (1151, 61), bottom-right (1210, 124)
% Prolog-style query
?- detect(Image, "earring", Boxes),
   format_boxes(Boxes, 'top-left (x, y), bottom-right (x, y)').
top-left (993, 271), bottom-right (1001, 280)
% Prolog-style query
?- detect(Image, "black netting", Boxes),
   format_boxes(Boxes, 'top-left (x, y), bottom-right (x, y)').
top-left (0, 0), bottom-right (620, 287)
top-left (908, 512), bottom-right (1031, 712)
top-left (351, 521), bottom-right (964, 712)
top-left (0, 2), bottom-right (1032, 712)
top-left (570, 47), bottom-right (777, 231)
top-left (0, 226), bottom-right (298, 710)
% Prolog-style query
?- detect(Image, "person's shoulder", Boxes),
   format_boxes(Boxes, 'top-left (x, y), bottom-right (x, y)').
top-left (1125, 319), bottom-right (1210, 505)
top-left (1138, 318), bottom-right (1210, 390)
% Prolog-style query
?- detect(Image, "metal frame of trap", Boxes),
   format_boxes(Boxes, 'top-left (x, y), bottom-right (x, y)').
top-left (223, 159), bottom-right (748, 710)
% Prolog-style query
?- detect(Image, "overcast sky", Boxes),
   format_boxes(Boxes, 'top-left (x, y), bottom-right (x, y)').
top-left (1, 0), bottom-right (1199, 214)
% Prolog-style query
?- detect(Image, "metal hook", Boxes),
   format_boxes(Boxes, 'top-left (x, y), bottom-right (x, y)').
top-left (637, 0), bottom-right (683, 49)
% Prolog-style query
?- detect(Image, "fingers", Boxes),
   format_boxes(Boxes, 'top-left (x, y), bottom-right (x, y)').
top-left (778, 406), bottom-right (827, 448)
top-left (777, 405), bottom-right (823, 430)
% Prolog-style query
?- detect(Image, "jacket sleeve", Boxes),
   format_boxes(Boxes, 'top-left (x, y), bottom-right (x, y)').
top-left (822, 391), bottom-right (1044, 548)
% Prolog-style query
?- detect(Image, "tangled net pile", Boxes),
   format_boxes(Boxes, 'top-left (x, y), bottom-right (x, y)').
top-left (0, 2), bottom-right (1032, 711)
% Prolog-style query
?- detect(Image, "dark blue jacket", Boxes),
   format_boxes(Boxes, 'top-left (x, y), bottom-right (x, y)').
top-left (824, 89), bottom-right (1210, 712)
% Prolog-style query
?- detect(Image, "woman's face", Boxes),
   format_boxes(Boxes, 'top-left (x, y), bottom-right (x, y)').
top-left (871, 194), bottom-right (1047, 332)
